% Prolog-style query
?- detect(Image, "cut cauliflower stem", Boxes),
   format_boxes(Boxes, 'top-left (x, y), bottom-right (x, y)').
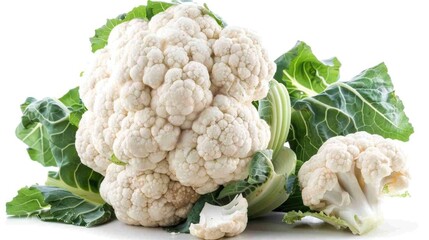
top-left (76, 4), bottom-right (274, 227)
top-left (297, 132), bottom-right (410, 235)
top-left (190, 194), bottom-right (248, 240)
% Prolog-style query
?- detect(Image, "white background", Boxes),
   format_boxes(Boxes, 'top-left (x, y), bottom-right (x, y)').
top-left (0, 0), bottom-right (428, 239)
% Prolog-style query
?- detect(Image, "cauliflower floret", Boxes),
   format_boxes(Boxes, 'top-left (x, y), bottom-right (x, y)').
top-left (169, 95), bottom-right (270, 194)
top-left (298, 132), bottom-right (410, 235)
top-left (113, 108), bottom-right (180, 171)
top-left (193, 95), bottom-right (268, 161)
top-left (152, 61), bottom-right (213, 129)
top-left (212, 27), bottom-right (275, 103)
top-left (190, 194), bottom-right (248, 240)
top-left (100, 164), bottom-right (199, 227)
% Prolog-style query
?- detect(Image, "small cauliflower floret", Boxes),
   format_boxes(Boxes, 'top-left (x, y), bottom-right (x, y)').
top-left (298, 131), bottom-right (410, 235)
top-left (113, 108), bottom-right (180, 171)
top-left (75, 112), bottom-right (111, 175)
top-left (190, 194), bottom-right (248, 240)
top-left (152, 61), bottom-right (213, 129)
top-left (193, 95), bottom-right (269, 161)
top-left (169, 95), bottom-right (269, 194)
top-left (211, 27), bottom-right (275, 103)
top-left (168, 130), bottom-right (218, 194)
top-left (100, 164), bottom-right (199, 227)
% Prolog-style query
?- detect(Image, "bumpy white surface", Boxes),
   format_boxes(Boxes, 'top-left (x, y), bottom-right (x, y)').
top-left (100, 164), bottom-right (199, 227)
top-left (76, 4), bottom-right (274, 226)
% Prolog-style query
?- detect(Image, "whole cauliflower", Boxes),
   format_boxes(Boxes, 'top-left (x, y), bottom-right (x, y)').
top-left (76, 3), bottom-right (274, 226)
top-left (297, 132), bottom-right (410, 235)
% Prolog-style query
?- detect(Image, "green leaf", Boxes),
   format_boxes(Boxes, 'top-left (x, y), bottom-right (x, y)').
top-left (6, 186), bottom-right (114, 227)
top-left (6, 187), bottom-right (49, 217)
top-left (274, 160), bottom-right (309, 213)
top-left (109, 154), bottom-right (127, 166)
top-left (10, 90), bottom-right (113, 226)
top-left (34, 186), bottom-right (114, 227)
top-left (202, 3), bottom-right (227, 27)
top-left (284, 174), bottom-right (296, 194)
top-left (59, 87), bottom-right (86, 126)
top-left (218, 150), bottom-right (273, 200)
top-left (219, 148), bottom-right (297, 218)
top-left (275, 190), bottom-right (309, 213)
top-left (16, 121), bottom-right (56, 167)
top-left (274, 41), bottom-right (341, 103)
top-left (90, 5), bottom-right (148, 52)
top-left (283, 211), bottom-right (356, 234)
top-left (217, 180), bottom-right (252, 200)
top-left (146, 0), bottom-right (175, 20)
top-left (19, 97), bottom-right (104, 199)
top-left (20, 97), bottom-right (36, 113)
top-left (289, 63), bottom-right (414, 161)
top-left (165, 189), bottom-right (227, 233)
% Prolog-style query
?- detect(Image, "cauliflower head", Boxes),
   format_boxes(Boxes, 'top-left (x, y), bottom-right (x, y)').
top-left (298, 131), bottom-right (410, 234)
top-left (76, 3), bottom-right (273, 226)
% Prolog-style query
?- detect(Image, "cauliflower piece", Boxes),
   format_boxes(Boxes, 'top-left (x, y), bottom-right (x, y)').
top-left (152, 61), bottom-right (213, 129)
top-left (77, 3), bottom-right (274, 227)
top-left (212, 27), bottom-right (275, 103)
top-left (113, 108), bottom-right (180, 171)
top-left (169, 95), bottom-right (270, 194)
top-left (190, 194), bottom-right (248, 240)
top-left (297, 131), bottom-right (410, 235)
top-left (100, 164), bottom-right (199, 227)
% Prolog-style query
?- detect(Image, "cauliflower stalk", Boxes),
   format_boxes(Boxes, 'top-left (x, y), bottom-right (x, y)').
top-left (76, 1), bottom-right (275, 227)
top-left (215, 80), bottom-right (295, 218)
top-left (285, 132), bottom-right (410, 235)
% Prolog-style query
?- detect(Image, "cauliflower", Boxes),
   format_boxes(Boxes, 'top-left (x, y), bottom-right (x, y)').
top-left (295, 132), bottom-right (410, 235)
top-left (76, 3), bottom-right (273, 226)
top-left (190, 194), bottom-right (248, 240)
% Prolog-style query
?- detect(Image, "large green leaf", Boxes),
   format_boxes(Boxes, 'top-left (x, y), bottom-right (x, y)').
top-left (6, 186), bottom-right (113, 227)
top-left (19, 97), bottom-right (104, 197)
top-left (289, 63), bottom-right (414, 161)
top-left (8, 90), bottom-right (113, 226)
top-left (274, 41), bottom-right (341, 103)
